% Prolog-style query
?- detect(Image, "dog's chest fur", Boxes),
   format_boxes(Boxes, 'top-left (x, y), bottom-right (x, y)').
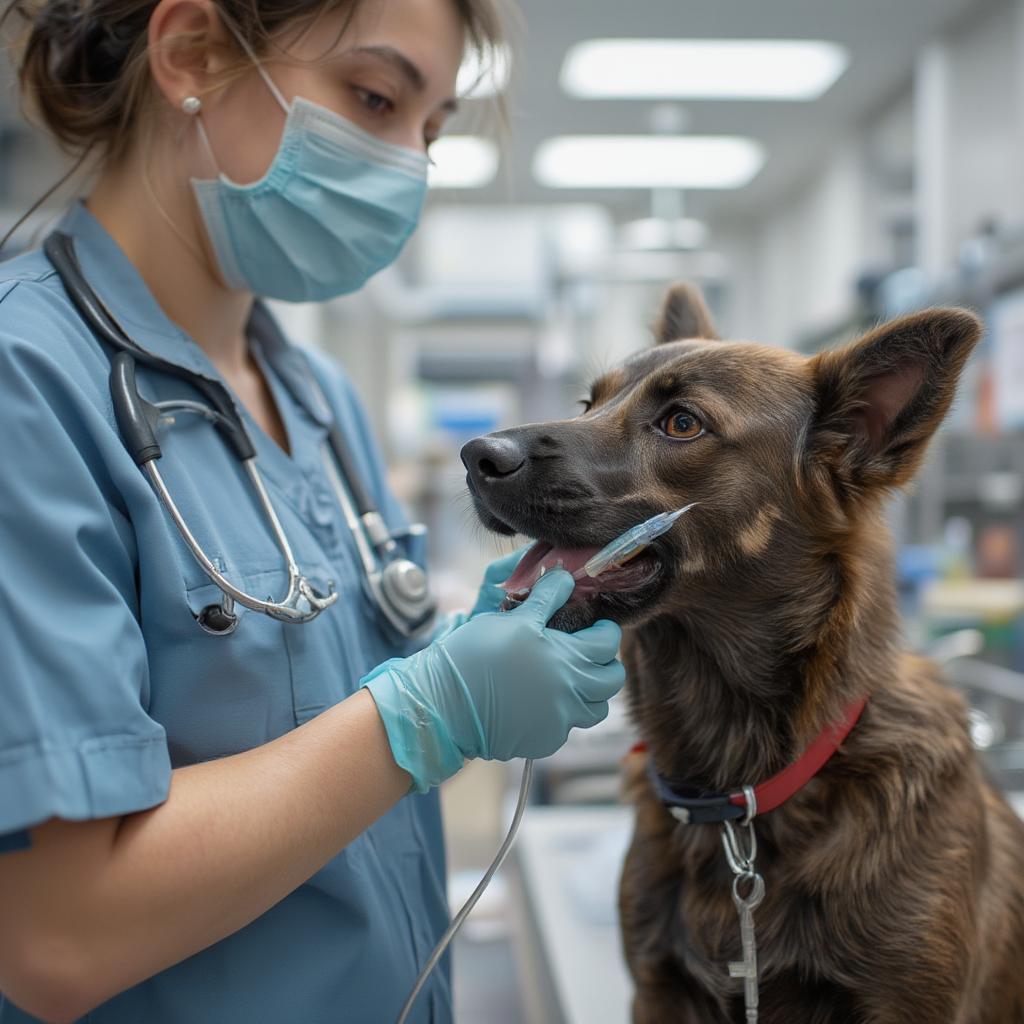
top-left (618, 641), bottom-right (1024, 1024)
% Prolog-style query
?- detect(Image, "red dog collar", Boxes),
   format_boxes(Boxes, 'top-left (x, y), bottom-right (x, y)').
top-left (632, 696), bottom-right (868, 825)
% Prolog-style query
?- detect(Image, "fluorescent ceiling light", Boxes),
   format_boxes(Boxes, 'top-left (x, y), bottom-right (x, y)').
top-left (428, 136), bottom-right (499, 189)
top-left (457, 44), bottom-right (512, 99)
top-left (561, 39), bottom-right (849, 100)
top-left (533, 136), bottom-right (764, 190)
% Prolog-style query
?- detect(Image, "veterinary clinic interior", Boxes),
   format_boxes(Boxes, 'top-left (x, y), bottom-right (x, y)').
top-left (1, 0), bottom-right (1024, 1020)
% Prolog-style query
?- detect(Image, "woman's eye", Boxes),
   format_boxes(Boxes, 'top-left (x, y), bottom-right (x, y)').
top-left (354, 87), bottom-right (394, 115)
top-left (661, 411), bottom-right (704, 440)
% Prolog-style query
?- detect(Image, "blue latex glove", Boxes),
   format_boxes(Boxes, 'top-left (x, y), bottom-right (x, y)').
top-left (431, 546), bottom-right (529, 641)
top-left (363, 569), bottom-right (625, 793)
top-left (470, 546), bottom-right (530, 616)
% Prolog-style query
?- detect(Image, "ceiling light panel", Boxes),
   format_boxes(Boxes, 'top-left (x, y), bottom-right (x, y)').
top-left (561, 39), bottom-right (849, 101)
top-left (428, 136), bottom-right (499, 189)
top-left (533, 136), bottom-right (765, 190)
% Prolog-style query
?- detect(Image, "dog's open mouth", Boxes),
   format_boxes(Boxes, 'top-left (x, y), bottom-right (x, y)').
top-left (499, 539), bottom-right (661, 608)
top-left (466, 487), bottom-right (673, 626)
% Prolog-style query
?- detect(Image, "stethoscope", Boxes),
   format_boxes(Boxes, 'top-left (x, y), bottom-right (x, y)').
top-left (43, 232), bottom-right (436, 639)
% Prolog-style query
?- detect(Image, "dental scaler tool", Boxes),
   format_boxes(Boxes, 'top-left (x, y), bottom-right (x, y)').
top-left (573, 502), bottom-right (699, 581)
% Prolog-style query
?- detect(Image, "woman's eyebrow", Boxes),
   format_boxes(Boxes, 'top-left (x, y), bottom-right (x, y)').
top-left (344, 45), bottom-right (460, 113)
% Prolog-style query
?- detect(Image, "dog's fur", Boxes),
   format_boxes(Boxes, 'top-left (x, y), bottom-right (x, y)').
top-left (462, 285), bottom-right (1024, 1023)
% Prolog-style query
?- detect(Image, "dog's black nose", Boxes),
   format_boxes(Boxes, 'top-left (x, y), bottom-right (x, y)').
top-left (461, 435), bottom-right (526, 483)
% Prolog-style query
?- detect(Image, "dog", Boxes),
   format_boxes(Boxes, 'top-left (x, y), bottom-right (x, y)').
top-left (461, 284), bottom-right (1024, 1023)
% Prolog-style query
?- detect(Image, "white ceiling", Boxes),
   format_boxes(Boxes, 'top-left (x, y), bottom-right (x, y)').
top-left (443, 0), bottom-right (991, 224)
top-left (0, 0), bottom-right (994, 227)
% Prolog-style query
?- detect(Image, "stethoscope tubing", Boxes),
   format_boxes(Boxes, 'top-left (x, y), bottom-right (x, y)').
top-left (46, 232), bottom-right (255, 461)
top-left (143, 455), bottom-right (338, 623)
top-left (42, 231), bottom-right (434, 637)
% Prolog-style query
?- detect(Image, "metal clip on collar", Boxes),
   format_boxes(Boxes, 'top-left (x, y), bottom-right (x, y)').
top-left (721, 785), bottom-right (765, 1024)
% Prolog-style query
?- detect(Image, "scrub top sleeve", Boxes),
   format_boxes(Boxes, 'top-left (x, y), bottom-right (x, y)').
top-left (0, 312), bottom-right (171, 842)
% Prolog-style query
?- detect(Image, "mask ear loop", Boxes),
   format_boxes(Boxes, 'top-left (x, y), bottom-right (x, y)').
top-left (217, 13), bottom-right (292, 116)
top-left (192, 112), bottom-right (222, 178)
top-left (184, 8), bottom-right (292, 178)
top-left (178, 93), bottom-right (221, 182)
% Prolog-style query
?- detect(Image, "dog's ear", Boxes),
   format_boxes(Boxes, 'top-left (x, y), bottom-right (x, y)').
top-left (808, 308), bottom-right (982, 492)
top-left (654, 283), bottom-right (719, 343)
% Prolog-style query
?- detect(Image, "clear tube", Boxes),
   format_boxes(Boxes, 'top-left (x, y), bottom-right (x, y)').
top-left (396, 760), bottom-right (534, 1024)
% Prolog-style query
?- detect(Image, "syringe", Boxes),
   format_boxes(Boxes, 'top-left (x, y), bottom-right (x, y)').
top-left (571, 502), bottom-right (699, 581)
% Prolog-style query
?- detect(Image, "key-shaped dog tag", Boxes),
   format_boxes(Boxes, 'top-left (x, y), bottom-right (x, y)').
top-left (728, 871), bottom-right (765, 1024)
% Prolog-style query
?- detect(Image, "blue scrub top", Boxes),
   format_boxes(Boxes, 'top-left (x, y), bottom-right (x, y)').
top-left (0, 203), bottom-right (451, 1023)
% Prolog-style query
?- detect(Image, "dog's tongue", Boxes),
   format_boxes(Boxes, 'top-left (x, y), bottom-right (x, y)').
top-left (503, 541), bottom-right (601, 593)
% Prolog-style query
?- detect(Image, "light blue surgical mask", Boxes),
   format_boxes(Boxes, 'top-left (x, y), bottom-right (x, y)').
top-left (190, 54), bottom-right (428, 302)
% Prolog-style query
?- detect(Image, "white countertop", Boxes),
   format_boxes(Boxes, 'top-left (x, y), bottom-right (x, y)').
top-left (512, 805), bottom-right (634, 1024)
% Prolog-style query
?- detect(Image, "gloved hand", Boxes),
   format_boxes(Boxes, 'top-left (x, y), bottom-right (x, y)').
top-left (469, 546), bottom-right (529, 616)
top-left (431, 546), bottom-right (529, 641)
top-left (363, 569), bottom-right (625, 793)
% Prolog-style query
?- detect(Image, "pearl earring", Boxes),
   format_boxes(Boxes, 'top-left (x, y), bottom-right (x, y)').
top-left (181, 96), bottom-right (201, 115)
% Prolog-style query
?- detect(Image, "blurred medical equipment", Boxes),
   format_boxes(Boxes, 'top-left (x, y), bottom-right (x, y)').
top-left (44, 231), bottom-right (436, 638)
top-left (397, 503), bottom-right (697, 1023)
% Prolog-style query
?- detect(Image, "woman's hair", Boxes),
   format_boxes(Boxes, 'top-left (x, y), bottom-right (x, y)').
top-left (1, 0), bottom-right (506, 164)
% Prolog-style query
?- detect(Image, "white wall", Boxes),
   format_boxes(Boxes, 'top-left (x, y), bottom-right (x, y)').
top-left (717, 141), bottom-right (869, 347)
top-left (715, 0), bottom-right (1024, 349)
top-left (946, 0), bottom-right (1024, 247)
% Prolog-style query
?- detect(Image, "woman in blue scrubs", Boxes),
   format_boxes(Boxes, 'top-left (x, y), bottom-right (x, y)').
top-left (0, 0), bottom-right (625, 1020)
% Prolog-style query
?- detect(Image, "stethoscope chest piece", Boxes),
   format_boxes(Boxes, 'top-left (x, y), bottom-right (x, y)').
top-left (380, 558), bottom-right (432, 628)
top-left (384, 559), bottom-right (428, 600)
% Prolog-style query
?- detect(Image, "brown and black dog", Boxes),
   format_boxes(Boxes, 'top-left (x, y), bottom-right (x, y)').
top-left (461, 285), bottom-right (1024, 1023)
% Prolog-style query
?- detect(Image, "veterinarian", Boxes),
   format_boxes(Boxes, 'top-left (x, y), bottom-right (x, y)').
top-left (0, 0), bottom-right (626, 1020)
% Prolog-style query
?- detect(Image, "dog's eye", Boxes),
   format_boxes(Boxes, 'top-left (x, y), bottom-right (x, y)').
top-left (662, 411), bottom-right (704, 440)
top-left (577, 399), bottom-right (593, 414)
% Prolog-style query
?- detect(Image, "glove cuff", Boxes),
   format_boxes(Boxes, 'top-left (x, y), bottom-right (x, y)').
top-left (361, 661), bottom-right (466, 793)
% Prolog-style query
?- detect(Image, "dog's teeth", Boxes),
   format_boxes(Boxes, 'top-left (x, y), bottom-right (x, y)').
top-left (539, 566), bottom-right (547, 578)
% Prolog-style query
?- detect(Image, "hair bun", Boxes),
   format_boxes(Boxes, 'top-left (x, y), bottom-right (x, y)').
top-left (33, 0), bottom-right (80, 36)
top-left (80, 14), bottom-right (141, 80)
top-left (34, 0), bottom-right (142, 85)
top-left (4, 0), bottom-right (148, 156)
